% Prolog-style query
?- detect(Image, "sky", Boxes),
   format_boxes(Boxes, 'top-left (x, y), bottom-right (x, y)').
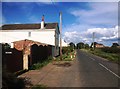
top-left (1, 1), bottom-right (119, 46)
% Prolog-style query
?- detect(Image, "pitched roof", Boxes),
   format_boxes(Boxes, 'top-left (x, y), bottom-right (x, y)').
top-left (1, 23), bottom-right (58, 30)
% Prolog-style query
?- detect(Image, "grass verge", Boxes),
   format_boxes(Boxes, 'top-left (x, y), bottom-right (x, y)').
top-left (30, 56), bottom-right (53, 70)
top-left (81, 49), bottom-right (120, 64)
top-left (31, 84), bottom-right (47, 89)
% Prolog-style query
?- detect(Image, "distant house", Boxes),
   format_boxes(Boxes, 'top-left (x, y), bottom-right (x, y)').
top-left (91, 42), bottom-right (104, 48)
top-left (0, 15), bottom-right (60, 57)
top-left (61, 39), bottom-right (69, 47)
top-left (95, 43), bottom-right (104, 48)
top-left (111, 43), bottom-right (119, 47)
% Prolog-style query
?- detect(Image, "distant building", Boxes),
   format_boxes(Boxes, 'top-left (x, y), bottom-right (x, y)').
top-left (91, 42), bottom-right (104, 48)
top-left (111, 43), bottom-right (119, 47)
top-left (61, 39), bottom-right (69, 47)
top-left (95, 43), bottom-right (104, 48)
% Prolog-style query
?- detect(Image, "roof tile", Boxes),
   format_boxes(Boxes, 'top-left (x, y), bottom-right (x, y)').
top-left (1, 23), bottom-right (58, 30)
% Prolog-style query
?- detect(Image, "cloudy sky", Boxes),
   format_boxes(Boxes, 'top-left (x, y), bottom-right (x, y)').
top-left (1, 1), bottom-right (119, 46)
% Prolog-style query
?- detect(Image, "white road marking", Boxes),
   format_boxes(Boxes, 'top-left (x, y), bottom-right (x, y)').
top-left (90, 57), bottom-right (95, 61)
top-left (99, 63), bottom-right (120, 79)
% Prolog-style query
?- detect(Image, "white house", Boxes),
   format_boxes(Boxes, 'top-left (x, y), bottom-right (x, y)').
top-left (0, 16), bottom-right (60, 56)
top-left (61, 39), bottom-right (69, 47)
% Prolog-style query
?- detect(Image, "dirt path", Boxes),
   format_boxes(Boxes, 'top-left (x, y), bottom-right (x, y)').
top-left (19, 59), bottom-right (81, 87)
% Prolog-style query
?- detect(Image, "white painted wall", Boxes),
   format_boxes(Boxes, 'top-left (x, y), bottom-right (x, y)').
top-left (0, 28), bottom-right (60, 56)
top-left (0, 29), bottom-right (55, 45)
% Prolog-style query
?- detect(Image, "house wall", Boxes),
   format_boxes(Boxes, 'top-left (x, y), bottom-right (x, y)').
top-left (0, 30), bottom-right (55, 45)
top-left (95, 44), bottom-right (104, 48)
top-left (0, 29), bottom-right (60, 56)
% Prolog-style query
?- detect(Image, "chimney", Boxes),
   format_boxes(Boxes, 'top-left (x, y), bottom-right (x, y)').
top-left (41, 15), bottom-right (44, 29)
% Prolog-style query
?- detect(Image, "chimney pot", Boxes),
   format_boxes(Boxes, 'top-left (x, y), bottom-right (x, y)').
top-left (42, 15), bottom-right (44, 21)
top-left (41, 15), bottom-right (44, 29)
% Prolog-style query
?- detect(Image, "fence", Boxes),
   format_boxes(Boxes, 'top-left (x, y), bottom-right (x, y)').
top-left (3, 44), bottom-right (53, 73)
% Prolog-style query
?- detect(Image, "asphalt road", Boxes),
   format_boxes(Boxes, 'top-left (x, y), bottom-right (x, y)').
top-left (76, 49), bottom-right (119, 87)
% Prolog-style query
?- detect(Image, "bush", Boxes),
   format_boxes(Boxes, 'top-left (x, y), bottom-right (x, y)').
top-left (62, 54), bottom-right (67, 59)
top-left (101, 47), bottom-right (120, 53)
top-left (62, 46), bottom-right (73, 54)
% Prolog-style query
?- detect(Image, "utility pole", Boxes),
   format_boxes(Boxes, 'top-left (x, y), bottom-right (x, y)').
top-left (92, 32), bottom-right (95, 50)
top-left (60, 12), bottom-right (62, 60)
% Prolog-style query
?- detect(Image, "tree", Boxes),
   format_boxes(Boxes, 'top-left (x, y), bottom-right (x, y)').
top-left (2, 43), bottom-right (11, 50)
top-left (84, 43), bottom-right (89, 49)
top-left (76, 42), bottom-right (84, 49)
top-left (69, 42), bottom-right (75, 51)
top-left (111, 43), bottom-right (119, 47)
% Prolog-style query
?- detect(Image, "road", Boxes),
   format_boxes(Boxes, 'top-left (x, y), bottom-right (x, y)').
top-left (76, 49), bottom-right (119, 87)
top-left (20, 49), bottom-right (119, 88)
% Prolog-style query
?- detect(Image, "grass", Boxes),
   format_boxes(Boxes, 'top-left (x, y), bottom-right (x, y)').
top-left (30, 56), bottom-right (53, 70)
top-left (14, 69), bottom-right (28, 76)
top-left (31, 84), bottom-right (47, 89)
top-left (81, 48), bottom-right (120, 63)
top-left (30, 50), bottom-right (76, 70)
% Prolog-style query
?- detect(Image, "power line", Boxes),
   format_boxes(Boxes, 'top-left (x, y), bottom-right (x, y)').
top-left (49, 0), bottom-right (67, 44)
top-left (51, 0), bottom-right (60, 13)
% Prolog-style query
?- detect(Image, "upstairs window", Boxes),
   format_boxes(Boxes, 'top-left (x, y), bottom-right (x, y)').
top-left (28, 32), bottom-right (31, 37)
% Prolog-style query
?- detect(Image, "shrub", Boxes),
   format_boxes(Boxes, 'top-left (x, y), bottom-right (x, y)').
top-left (62, 46), bottom-right (73, 54)
top-left (101, 47), bottom-right (120, 53)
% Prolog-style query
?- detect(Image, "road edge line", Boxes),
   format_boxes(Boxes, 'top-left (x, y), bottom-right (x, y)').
top-left (99, 63), bottom-right (120, 79)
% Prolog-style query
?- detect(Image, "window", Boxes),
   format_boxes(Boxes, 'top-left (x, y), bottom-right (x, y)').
top-left (28, 32), bottom-right (31, 37)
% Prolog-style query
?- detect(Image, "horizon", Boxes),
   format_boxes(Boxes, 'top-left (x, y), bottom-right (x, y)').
top-left (0, 2), bottom-right (119, 46)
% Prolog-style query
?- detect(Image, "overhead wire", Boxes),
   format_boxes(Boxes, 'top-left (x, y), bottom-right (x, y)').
top-left (50, 0), bottom-right (66, 41)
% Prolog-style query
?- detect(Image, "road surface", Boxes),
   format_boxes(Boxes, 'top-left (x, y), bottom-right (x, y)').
top-left (76, 49), bottom-right (119, 87)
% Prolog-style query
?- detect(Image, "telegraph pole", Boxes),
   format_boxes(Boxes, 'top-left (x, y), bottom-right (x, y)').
top-left (60, 12), bottom-right (62, 60)
top-left (93, 32), bottom-right (95, 50)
